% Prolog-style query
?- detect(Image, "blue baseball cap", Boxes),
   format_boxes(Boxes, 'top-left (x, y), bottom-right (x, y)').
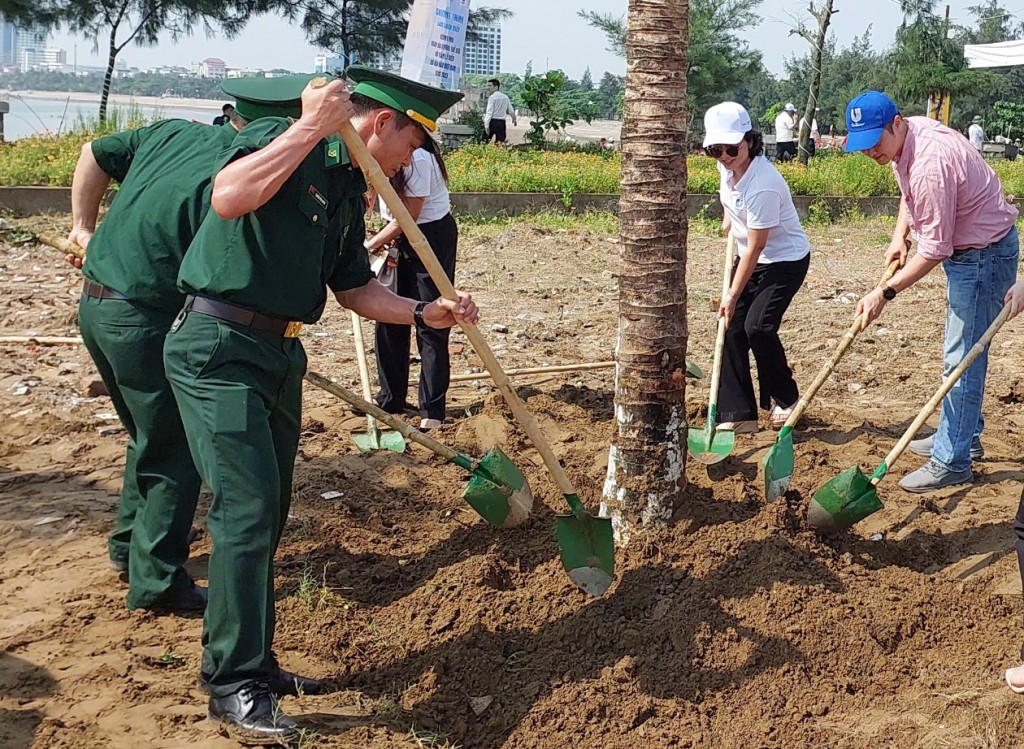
top-left (844, 91), bottom-right (899, 152)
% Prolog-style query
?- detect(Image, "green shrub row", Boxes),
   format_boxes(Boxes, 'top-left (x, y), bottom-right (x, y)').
top-left (4, 127), bottom-right (1024, 197)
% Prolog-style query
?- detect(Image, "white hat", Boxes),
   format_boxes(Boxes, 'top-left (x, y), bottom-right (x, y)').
top-left (703, 101), bottom-right (752, 147)
top-left (784, 102), bottom-right (798, 113)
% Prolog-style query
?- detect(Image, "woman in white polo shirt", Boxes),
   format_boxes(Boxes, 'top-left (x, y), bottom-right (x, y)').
top-left (704, 101), bottom-right (811, 434)
top-left (366, 137), bottom-right (457, 431)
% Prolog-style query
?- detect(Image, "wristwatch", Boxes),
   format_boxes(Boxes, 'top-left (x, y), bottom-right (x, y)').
top-left (413, 300), bottom-right (429, 327)
top-left (881, 285), bottom-right (897, 301)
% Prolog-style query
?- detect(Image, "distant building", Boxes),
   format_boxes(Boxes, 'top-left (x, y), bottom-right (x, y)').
top-left (195, 57), bottom-right (226, 78)
top-left (314, 53), bottom-right (344, 76)
top-left (19, 47), bottom-right (66, 72)
top-left (463, 25), bottom-right (500, 76)
top-left (0, 16), bottom-right (15, 67)
top-left (226, 67), bottom-right (263, 79)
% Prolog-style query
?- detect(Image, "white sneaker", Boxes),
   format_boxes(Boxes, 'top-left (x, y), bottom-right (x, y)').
top-left (419, 418), bottom-right (442, 431)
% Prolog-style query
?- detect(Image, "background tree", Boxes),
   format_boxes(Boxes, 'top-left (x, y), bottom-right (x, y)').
top-left (790, 0), bottom-right (838, 164)
top-left (17, 0), bottom-right (266, 121)
top-left (289, 0), bottom-right (512, 69)
top-left (886, 0), bottom-right (993, 118)
top-left (603, 0), bottom-right (689, 540)
top-left (579, 0), bottom-right (761, 131)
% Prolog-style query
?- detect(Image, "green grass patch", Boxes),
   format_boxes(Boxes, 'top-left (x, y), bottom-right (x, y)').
top-left (5, 121), bottom-right (1024, 199)
top-left (0, 105), bottom-right (152, 186)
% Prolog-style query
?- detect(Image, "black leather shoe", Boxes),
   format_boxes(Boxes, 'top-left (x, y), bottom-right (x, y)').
top-left (147, 582), bottom-right (208, 614)
top-left (208, 680), bottom-right (299, 745)
top-left (198, 666), bottom-right (323, 697)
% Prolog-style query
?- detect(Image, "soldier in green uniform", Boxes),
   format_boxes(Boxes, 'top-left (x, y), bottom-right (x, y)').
top-left (163, 67), bottom-right (476, 744)
top-left (66, 77), bottom-right (312, 614)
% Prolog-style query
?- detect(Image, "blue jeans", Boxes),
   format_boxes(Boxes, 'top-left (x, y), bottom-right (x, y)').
top-left (932, 226), bottom-right (1019, 472)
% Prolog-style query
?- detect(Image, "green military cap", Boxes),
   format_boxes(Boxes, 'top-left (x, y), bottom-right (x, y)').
top-left (220, 74), bottom-right (318, 121)
top-left (346, 64), bottom-right (464, 132)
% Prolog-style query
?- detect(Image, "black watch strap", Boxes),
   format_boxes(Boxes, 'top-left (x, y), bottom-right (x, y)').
top-left (413, 300), bottom-right (429, 326)
top-left (882, 285), bottom-right (897, 301)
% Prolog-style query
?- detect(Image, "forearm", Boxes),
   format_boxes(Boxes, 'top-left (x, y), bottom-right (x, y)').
top-left (893, 198), bottom-right (910, 244)
top-left (335, 280), bottom-right (417, 324)
top-left (211, 119), bottom-right (324, 219)
top-left (728, 232), bottom-right (767, 297)
top-left (367, 220), bottom-right (403, 249)
top-left (71, 144), bottom-right (111, 231)
top-left (888, 253), bottom-right (941, 292)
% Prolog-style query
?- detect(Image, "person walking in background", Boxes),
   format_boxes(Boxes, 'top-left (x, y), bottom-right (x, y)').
top-left (799, 110), bottom-right (819, 158)
top-left (366, 137), bottom-right (457, 431)
top-left (484, 78), bottom-right (516, 145)
top-left (845, 91), bottom-right (1018, 493)
top-left (212, 103), bottom-right (234, 126)
top-left (704, 101), bottom-right (810, 435)
top-left (774, 102), bottom-right (798, 161)
top-left (969, 115), bottom-right (985, 154)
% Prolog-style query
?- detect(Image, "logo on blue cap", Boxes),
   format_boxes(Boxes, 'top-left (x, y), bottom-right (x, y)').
top-left (844, 91), bottom-right (898, 152)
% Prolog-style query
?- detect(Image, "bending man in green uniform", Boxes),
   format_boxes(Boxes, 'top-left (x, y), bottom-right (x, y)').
top-left (65, 80), bottom-right (308, 614)
top-left (163, 67), bottom-right (477, 744)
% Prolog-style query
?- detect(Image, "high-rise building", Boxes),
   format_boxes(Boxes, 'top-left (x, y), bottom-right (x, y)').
top-left (0, 16), bottom-right (16, 66)
top-left (15, 24), bottom-right (46, 55)
top-left (463, 25), bottom-right (501, 77)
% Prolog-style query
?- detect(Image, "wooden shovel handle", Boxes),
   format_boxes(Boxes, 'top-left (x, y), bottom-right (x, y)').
top-left (349, 310), bottom-right (382, 436)
top-left (783, 259), bottom-right (901, 429)
top-left (335, 118), bottom-right (577, 496)
top-left (706, 234), bottom-right (736, 415)
top-left (305, 371), bottom-right (459, 461)
top-left (878, 302), bottom-right (1012, 479)
top-left (34, 232), bottom-right (85, 260)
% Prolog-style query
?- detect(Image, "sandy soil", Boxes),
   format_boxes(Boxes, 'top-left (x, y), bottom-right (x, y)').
top-left (3, 214), bottom-right (1024, 749)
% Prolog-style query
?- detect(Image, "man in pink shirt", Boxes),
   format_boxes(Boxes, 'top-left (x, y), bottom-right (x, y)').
top-left (846, 90), bottom-right (1019, 492)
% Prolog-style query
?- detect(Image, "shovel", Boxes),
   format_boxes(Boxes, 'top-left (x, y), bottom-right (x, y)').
top-left (686, 234), bottom-right (737, 464)
top-left (324, 88), bottom-right (614, 595)
top-left (809, 303), bottom-right (1012, 534)
top-left (762, 260), bottom-right (901, 501)
top-left (348, 310), bottom-right (406, 453)
top-left (305, 371), bottom-right (532, 526)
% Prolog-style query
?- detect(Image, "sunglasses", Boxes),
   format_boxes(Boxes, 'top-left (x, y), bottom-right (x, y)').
top-left (704, 143), bottom-right (742, 159)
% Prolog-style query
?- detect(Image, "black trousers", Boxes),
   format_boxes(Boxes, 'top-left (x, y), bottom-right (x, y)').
top-left (375, 213), bottom-right (458, 421)
top-left (718, 253), bottom-right (809, 423)
top-left (488, 119), bottom-right (507, 143)
top-left (776, 141), bottom-right (796, 162)
top-left (1014, 484), bottom-right (1024, 658)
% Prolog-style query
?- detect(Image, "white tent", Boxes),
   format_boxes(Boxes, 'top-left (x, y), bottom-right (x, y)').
top-left (964, 40), bottom-right (1024, 68)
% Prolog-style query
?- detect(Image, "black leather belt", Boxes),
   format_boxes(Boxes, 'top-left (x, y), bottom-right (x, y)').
top-left (82, 279), bottom-right (127, 300)
top-left (186, 295), bottom-right (303, 338)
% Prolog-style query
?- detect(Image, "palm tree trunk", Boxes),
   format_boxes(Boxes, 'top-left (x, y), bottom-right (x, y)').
top-left (601, 0), bottom-right (689, 544)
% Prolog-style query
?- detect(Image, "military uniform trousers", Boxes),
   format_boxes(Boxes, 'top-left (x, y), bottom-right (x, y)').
top-left (78, 292), bottom-right (201, 608)
top-left (375, 212), bottom-right (457, 421)
top-left (163, 309), bottom-right (305, 698)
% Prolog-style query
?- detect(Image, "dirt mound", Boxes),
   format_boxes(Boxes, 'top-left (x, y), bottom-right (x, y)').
top-left (3, 220), bottom-right (1024, 748)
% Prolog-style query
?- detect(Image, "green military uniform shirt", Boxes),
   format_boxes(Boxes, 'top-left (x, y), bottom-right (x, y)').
top-left (177, 118), bottom-right (374, 322)
top-left (84, 119), bottom-right (238, 313)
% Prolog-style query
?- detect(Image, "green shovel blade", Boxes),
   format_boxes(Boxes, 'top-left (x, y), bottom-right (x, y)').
top-left (555, 496), bottom-right (615, 597)
top-left (808, 465), bottom-right (885, 535)
top-left (686, 423), bottom-right (735, 465)
top-left (762, 426), bottom-right (795, 502)
top-left (685, 360), bottom-right (705, 379)
top-left (351, 416), bottom-right (406, 453)
top-left (462, 446), bottom-right (533, 527)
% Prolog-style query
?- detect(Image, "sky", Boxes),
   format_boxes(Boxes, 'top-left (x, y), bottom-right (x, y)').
top-left (44, 0), bottom-right (988, 81)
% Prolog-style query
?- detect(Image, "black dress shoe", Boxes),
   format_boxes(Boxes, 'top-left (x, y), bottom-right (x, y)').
top-left (198, 666), bottom-right (324, 697)
top-left (146, 581), bottom-right (208, 614)
top-left (208, 680), bottom-right (299, 745)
